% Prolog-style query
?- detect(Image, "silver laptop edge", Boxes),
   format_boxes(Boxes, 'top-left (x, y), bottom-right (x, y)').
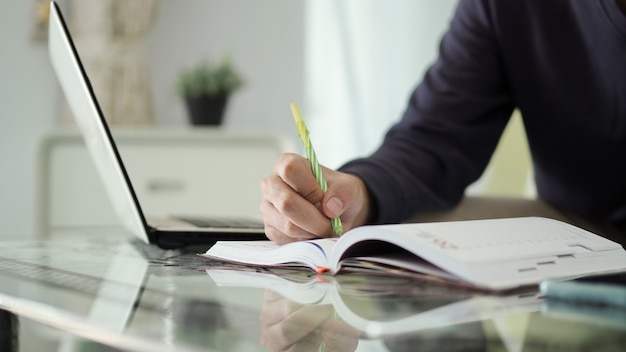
top-left (48, 1), bottom-right (154, 243)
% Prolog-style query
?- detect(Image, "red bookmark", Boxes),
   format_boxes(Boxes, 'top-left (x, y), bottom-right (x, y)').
top-left (316, 266), bottom-right (330, 274)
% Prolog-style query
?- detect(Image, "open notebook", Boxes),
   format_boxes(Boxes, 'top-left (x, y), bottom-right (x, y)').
top-left (202, 217), bottom-right (626, 291)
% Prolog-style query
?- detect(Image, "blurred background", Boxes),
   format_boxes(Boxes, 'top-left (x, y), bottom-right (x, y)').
top-left (1, 0), bottom-right (532, 238)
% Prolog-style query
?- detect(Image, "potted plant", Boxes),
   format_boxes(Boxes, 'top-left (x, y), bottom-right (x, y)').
top-left (176, 57), bottom-right (244, 126)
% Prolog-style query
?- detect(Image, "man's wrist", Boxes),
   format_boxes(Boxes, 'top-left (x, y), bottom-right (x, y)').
top-left (350, 174), bottom-right (375, 227)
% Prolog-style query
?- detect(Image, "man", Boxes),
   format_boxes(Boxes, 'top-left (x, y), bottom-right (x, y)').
top-left (261, 0), bottom-right (626, 244)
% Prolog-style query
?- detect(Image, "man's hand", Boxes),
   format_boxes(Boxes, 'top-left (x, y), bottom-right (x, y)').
top-left (260, 153), bottom-right (370, 244)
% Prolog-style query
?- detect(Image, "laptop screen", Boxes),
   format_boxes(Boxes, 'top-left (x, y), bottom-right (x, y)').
top-left (48, 1), bottom-right (150, 242)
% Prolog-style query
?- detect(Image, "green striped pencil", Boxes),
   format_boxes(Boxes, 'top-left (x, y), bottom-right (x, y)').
top-left (290, 102), bottom-right (344, 236)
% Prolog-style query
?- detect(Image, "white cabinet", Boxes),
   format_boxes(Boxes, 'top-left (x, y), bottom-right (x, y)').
top-left (37, 129), bottom-right (295, 234)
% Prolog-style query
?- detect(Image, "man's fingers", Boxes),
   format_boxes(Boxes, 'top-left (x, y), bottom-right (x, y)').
top-left (275, 153), bottom-right (325, 204)
top-left (261, 172), bottom-right (333, 239)
top-left (261, 200), bottom-right (332, 240)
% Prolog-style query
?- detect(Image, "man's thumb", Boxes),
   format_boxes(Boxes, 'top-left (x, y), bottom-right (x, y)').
top-left (324, 197), bottom-right (344, 219)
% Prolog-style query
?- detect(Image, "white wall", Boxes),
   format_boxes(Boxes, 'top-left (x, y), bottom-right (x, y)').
top-left (0, 1), bottom-right (57, 238)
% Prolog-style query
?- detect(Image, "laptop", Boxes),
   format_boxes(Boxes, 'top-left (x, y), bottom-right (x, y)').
top-left (47, 1), bottom-right (267, 248)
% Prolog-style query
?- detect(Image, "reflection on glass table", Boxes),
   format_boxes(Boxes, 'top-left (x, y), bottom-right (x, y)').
top-left (0, 236), bottom-right (625, 351)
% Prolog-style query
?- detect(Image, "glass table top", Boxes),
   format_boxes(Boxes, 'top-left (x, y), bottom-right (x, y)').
top-left (0, 234), bottom-right (624, 351)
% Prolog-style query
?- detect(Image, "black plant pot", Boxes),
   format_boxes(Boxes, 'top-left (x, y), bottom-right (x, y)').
top-left (184, 94), bottom-right (228, 126)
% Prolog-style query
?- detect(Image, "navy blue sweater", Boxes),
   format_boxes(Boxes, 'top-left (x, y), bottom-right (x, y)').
top-left (340, 0), bottom-right (626, 224)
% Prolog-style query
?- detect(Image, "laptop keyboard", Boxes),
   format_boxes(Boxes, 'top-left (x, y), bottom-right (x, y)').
top-left (175, 216), bottom-right (264, 229)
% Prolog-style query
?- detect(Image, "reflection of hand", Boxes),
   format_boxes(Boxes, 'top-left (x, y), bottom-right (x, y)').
top-left (259, 290), bottom-right (360, 352)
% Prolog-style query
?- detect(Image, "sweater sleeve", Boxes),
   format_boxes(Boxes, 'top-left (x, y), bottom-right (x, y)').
top-left (339, 0), bottom-right (515, 224)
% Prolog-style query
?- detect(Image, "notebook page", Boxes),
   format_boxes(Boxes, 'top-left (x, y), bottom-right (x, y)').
top-left (385, 217), bottom-right (620, 263)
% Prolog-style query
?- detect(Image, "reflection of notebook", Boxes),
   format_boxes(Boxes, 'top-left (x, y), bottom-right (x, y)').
top-left (48, 1), bottom-right (267, 248)
top-left (206, 269), bottom-right (542, 337)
